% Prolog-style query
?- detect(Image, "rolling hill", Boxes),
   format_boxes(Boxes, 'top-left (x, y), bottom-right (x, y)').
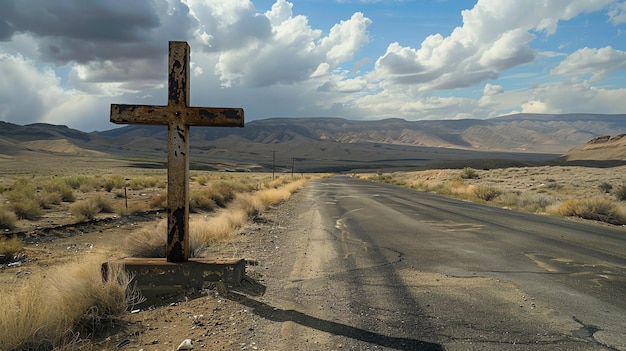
top-left (1, 113), bottom-right (625, 172)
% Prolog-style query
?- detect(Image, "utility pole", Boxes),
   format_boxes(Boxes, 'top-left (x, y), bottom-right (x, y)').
top-left (291, 157), bottom-right (295, 178)
top-left (272, 151), bottom-right (276, 180)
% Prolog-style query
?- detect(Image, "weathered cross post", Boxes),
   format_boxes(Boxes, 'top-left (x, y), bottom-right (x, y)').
top-left (110, 41), bottom-right (243, 262)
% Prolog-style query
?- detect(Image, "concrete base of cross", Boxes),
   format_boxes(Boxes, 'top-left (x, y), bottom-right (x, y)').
top-left (102, 257), bottom-right (248, 308)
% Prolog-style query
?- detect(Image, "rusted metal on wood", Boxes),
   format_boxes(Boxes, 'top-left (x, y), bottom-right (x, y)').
top-left (109, 105), bottom-right (244, 127)
top-left (109, 41), bottom-right (244, 262)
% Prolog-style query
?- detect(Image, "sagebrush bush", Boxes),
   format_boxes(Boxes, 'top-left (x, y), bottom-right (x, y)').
top-left (129, 176), bottom-right (165, 190)
top-left (70, 199), bottom-right (101, 221)
top-left (43, 180), bottom-right (75, 202)
top-left (460, 167), bottom-right (479, 179)
top-left (598, 181), bottom-right (613, 194)
top-left (0, 207), bottom-right (18, 229)
top-left (11, 198), bottom-right (43, 220)
top-left (69, 195), bottom-right (114, 221)
top-left (104, 175), bottom-right (126, 192)
top-left (473, 185), bottom-right (500, 201)
top-left (64, 175), bottom-right (92, 190)
top-left (0, 235), bottom-right (23, 259)
top-left (557, 197), bottom-right (625, 225)
top-left (614, 182), bottom-right (626, 201)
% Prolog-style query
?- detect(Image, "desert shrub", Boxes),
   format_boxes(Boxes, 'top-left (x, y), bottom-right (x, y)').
top-left (598, 181), bottom-right (613, 194)
top-left (460, 167), bottom-right (479, 179)
top-left (115, 202), bottom-right (149, 216)
top-left (473, 185), bottom-right (501, 201)
top-left (104, 175), bottom-right (126, 192)
top-left (516, 192), bottom-right (554, 212)
top-left (11, 198), bottom-right (43, 220)
top-left (92, 194), bottom-right (115, 213)
top-left (0, 207), bottom-right (18, 229)
top-left (70, 195), bottom-right (114, 221)
top-left (129, 176), bottom-right (165, 190)
top-left (557, 197), bottom-right (625, 224)
top-left (39, 191), bottom-right (62, 209)
top-left (42, 180), bottom-right (76, 202)
top-left (544, 179), bottom-right (562, 190)
top-left (64, 175), bottom-right (91, 190)
top-left (0, 235), bottom-right (23, 260)
top-left (368, 172), bottom-right (393, 183)
top-left (195, 175), bottom-right (209, 186)
top-left (149, 191), bottom-right (167, 208)
top-left (70, 199), bottom-right (101, 221)
top-left (190, 190), bottom-right (218, 212)
top-left (614, 181), bottom-right (626, 201)
top-left (0, 258), bottom-right (139, 351)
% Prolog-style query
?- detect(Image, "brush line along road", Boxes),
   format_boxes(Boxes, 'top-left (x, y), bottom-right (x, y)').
top-left (256, 176), bottom-right (626, 350)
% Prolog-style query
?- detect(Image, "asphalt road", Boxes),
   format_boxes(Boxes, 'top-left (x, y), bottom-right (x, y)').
top-left (250, 176), bottom-right (626, 350)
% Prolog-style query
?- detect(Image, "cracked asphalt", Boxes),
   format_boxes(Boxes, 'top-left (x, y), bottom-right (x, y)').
top-left (247, 176), bottom-right (626, 350)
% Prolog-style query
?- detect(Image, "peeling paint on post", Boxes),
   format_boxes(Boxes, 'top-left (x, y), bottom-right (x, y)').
top-left (110, 41), bottom-right (244, 262)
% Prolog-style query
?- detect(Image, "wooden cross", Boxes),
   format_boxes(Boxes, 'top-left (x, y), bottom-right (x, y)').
top-left (110, 41), bottom-right (244, 262)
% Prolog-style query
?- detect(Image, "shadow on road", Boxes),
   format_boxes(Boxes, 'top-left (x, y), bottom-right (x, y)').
top-left (225, 291), bottom-right (444, 351)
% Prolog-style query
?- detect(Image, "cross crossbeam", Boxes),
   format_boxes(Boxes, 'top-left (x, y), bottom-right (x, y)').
top-left (110, 41), bottom-right (244, 262)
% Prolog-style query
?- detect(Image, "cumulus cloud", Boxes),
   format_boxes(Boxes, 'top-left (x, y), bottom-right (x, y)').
top-left (0, 0), bottom-right (625, 131)
top-left (214, 3), bottom-right (371, 88)
top-left (370, 0), bottom-right (615, 91)
top-left (551, 46), bottom-right (626, 81)
top-left (483, 83), bottom-right (504, 96)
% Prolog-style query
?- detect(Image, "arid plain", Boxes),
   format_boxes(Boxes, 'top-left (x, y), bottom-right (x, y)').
top-left (1, 114), bottom-right (625, 349)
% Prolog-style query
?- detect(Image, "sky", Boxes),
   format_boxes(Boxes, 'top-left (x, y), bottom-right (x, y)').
top-left (1, 0), bottom-right (625, 132)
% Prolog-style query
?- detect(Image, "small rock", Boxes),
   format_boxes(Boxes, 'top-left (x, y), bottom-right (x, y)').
top-left (177, 338), bottom-right (193, 350)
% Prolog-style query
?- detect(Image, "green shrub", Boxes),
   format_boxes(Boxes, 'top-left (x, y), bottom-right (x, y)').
top-left (460, 167), bottom-right (479, 179)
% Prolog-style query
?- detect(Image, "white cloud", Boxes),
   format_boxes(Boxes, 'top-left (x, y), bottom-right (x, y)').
top-left (551, 46), bottom-right (626, 81)
top-left (483, 83), bottom-right (504, 96)
top-left (608, 1), bottom-right (626, 25)
top-left (370, 0), bottom-right (615, 92)
top-left (0, 53), bottom-right (66, 124)
top-left (214, 2), bottom-right (371, 88)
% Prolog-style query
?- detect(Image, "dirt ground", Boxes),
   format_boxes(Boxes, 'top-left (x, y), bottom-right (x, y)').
top-left (1, 163), bottom-right (625, 350)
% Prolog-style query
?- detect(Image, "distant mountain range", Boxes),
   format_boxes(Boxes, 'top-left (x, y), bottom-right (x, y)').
top-left (1, 113), bottom-right (625, 172)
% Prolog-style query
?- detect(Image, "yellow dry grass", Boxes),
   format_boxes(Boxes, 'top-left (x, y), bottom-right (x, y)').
top-left (0, 256), bottom-right (138, 351)
top-left (125, 178), bottom-right (309, 258)
top-left (361, 166), bottom-right (626, 225)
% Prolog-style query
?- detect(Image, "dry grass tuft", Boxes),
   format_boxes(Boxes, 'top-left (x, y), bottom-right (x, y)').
top-left (125, 178), bottom-right (309, 258)
top-left (473, 185), bottom-right (501, 201)
top-left (0, 206), bottom-right (18, 229)
top-left (557, 197), bottom-right (626, 225)
top-left (0, 257), bottom-right (139, 351)
top-left (70, 195), bottom-right (115, 221)
top-left (0, 235), bottom-right (23, 261)
top-left (125, 220), bottom-right (167, 258)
